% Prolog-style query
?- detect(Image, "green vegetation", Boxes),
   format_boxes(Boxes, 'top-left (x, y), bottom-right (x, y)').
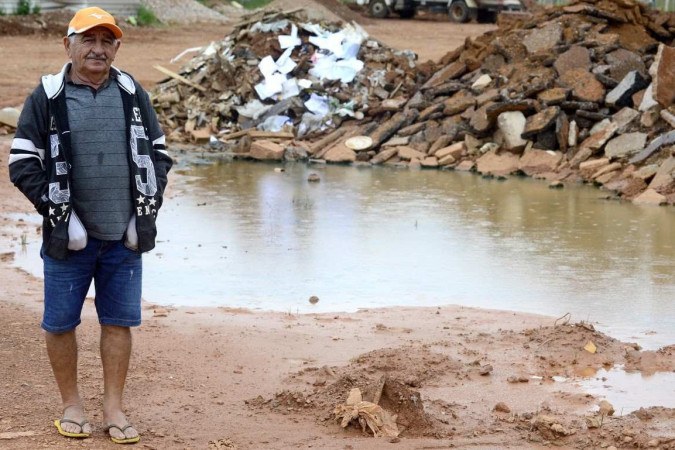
top-left (134, 5), bottom-right (161, 26)
top-left (239, 0), bottom-right (274, 10)
top-left (14, 0), bottom-right (31, 15)
top-left (11, 0), bottom-right (40, 15)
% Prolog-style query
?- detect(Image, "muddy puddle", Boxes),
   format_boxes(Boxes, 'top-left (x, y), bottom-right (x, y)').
top-left (575, 366), bottom-right (675, 414)
top-left (9, 159), bottom-right (675, 349)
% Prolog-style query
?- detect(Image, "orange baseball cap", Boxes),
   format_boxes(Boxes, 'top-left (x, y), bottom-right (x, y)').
top-left (67, 7), bottom-right (123, 39)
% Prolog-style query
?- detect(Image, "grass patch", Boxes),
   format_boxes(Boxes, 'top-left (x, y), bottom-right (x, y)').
top-left (13, 0), bottom-right (39, 14)
top-left (128, 5), bottom-right (161, 27)
top-left (239, 0), bottom-right (275, 10)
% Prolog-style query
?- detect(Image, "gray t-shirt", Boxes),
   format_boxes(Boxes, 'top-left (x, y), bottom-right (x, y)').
top-left (66, 78), bottom-right (132, 240)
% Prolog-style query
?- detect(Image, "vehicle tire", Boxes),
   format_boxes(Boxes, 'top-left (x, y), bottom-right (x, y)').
top-left (397, 7), bottom-right (415, 18)
top-left (369, 0), bottom-right (389, 18)
top-left (449, 0), bottom-right (470, 23)
top-left (476, 9), bottom-right (496, 23)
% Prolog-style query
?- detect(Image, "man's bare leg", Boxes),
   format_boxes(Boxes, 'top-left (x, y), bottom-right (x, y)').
top-left (100, 325), bottom-right (138, 441)
top-left (45, 330), bottom-right (92, 434)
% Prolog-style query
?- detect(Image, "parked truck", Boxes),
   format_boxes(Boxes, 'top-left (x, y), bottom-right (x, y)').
top-left (356, 0), bottom-right (525, 23)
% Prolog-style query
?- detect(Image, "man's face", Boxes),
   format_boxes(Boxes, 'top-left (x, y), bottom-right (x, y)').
top-left (64, 26), bottom-right (120, 79)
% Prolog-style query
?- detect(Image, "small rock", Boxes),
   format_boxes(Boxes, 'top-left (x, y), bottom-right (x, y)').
top-left (153, 308), bottom-right (169, 318)
top-left (599, 400), bottom-right (614, 416)
top-left (309, 296), bottom-right (319, 304)
top-left (307, 173), bottom-right (320, 182)
top-left (585, 415), bottom-right (602, 428)
top-left (549, 180), bottom-right (564, 189)
top-left (494, 402), bottom-right (510, 413)
top-left (479, 364), bottom-right (493, 376)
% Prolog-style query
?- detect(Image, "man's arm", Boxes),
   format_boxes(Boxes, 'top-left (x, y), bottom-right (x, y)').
top-left (139, 87), bottom-right (172, 207)
top-left (8, 87), bottom-right (50, 216)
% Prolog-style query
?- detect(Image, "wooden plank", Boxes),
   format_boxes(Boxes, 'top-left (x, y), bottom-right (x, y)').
top-left (153, 65), bottom-right (206, 92)
top-left (219, 129), bottom-right (294, 141)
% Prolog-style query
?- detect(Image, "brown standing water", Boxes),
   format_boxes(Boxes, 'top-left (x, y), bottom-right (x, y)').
top-left (12, 159), bottom-right (675, 350)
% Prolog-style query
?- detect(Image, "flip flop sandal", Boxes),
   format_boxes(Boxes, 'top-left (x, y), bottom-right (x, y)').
top-left (54, 418), bottom-right (91, 438)
top-left (105, 423), bottom-right (141, 444)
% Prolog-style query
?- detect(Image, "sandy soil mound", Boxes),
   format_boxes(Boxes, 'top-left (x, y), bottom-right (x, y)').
top-left (246, 320), bottom-right (675, 447)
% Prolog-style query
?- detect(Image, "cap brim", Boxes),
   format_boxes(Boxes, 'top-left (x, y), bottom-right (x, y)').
top-left (68, 23), bottom-right (123, 39)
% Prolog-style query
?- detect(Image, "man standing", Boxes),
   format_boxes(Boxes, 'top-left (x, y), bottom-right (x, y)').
top-left (8, 6), bottom-right (172, 444)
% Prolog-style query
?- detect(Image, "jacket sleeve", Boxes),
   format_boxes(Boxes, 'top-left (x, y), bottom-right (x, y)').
top-left (8, 86), bottom-right (50, 216)
top-left (138, 84), bottom-right (172, 208)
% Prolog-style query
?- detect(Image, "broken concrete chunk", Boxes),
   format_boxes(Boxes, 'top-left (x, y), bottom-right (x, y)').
top-left (476, 149), bottom-right (520, 176)
top-left (522, 107), bottom-right (560, 139)
top-left (523, 22), bottom-right (563, 54)
top-left (606, 48), bottom-right (646, 82)
top-left (519, 149), bottom-right (563, 176)
top-left (661, 109), bottom-right (675, 128)
top-left (371, 148), bottom-right (398, 165)
top-left (630, 130), bottom-right (675, 164)
top-left (538, 88), bottom-right (569, 105)
top-left (633, 188), bottom-right (667, 205)
top-left (471, 74), bottom-right (492, 91)
top-left (604, 132), bottom-right (647, 160)
top-left (497, 111), bottom-right (527, 150)
top-left (648, 156), bottom-right (675, 191)
top-left (250, 140), bottom-right (285, 160)
top-left (324, 143), bottom-right (357, 163)
top-left (554, 45), bottom-right (591, 77)
top-left (443, 91), bottom-right (476, 116)
top-left (612, 107), bottom-right (640, 133)
top-left (652, 44), bottom-right (675, 108)
top-left (605, 70), bottom-right (649, 108)
top-left (397, 146), bottom-right (426, 161)
top-left (561, 69), bottom-right (606, 103)
top-left (435, 142), bottom-right (465, 160)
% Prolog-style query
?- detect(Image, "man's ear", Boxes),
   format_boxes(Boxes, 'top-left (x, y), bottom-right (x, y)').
top-left (63, 35), bottom-right (71, 57)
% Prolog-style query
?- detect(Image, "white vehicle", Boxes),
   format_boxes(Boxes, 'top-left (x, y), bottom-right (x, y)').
top-left (356, 0), bottom-right (525, 23)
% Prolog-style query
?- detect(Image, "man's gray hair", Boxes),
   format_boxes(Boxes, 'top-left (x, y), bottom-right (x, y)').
top-left (67, 33), bottom-right (118, 45)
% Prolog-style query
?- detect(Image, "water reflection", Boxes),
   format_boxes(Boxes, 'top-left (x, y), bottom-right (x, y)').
top-left (11, 160), bottom-right (675, 349)
top-left (577, 366), bottom-right (675, 414)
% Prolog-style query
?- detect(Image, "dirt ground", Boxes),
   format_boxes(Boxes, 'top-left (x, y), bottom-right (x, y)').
top-left (1, 14), bottom-right (675, 450)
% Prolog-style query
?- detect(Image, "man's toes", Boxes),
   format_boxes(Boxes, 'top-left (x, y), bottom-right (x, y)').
top-left (61, 422), bottom-right (77, 434)
top-left (109, 427), bottom-right (125, 440)
top-left (124, 425), bottom-right (139, 439)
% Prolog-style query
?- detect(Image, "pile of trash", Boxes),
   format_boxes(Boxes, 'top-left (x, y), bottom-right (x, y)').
top-left (151, 8), bottom-right (426, 141)
top-left (152, 1), bottom-right (675, 205)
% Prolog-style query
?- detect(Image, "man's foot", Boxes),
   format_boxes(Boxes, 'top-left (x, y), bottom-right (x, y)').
top-left (54, 405), bottom-right (92, 438)
top-left (104, 423), bottom-right (140, 444)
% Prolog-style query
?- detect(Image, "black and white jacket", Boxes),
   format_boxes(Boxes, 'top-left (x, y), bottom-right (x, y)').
top-left (9, 63), bottom-right (173, 260)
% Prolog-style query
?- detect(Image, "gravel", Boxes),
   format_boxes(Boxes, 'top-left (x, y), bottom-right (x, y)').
top-left (141, 0), bottom-right (232, 24)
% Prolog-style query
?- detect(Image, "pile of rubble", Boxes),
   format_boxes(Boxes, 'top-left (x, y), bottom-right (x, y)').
top-left (152, 8), bottom-right (427, 141)
top-left (152, 1), bottom-right (675, 205)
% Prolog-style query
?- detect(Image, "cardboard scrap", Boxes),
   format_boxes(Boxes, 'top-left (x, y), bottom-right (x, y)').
top-left (584, 341), bottom-right (597, 354)
top-left (333, 388), bottom-right (399, 438)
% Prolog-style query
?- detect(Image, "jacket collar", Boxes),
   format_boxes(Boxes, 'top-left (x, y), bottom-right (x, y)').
top-left (42, 63), bottom-right (136, 99)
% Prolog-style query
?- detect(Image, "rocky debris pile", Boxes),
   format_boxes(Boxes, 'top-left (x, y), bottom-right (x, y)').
top-left (314, 0), bottom-right (674, 205)
top-left (151, 8), bottom-right (428, 143)
top-left (154, 0), bottom-right (675, 205)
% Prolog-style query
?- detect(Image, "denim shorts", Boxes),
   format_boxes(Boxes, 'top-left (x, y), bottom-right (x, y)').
top-left (41, 237), bottom-right (142, 333)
